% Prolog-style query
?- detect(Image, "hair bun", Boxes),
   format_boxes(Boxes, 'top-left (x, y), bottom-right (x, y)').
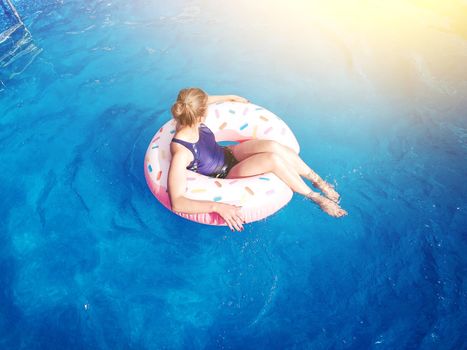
top-left (171, 87), bottom-right (208, 127)
top-left (171, 101), bottom-right (185, 118)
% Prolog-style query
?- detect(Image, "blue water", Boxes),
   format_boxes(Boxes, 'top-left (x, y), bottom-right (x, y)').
top-left (1, 0), bottom-right (466, 349)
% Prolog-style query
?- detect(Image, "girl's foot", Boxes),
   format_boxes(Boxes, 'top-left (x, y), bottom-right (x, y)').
top-left (315, 178), bottom-right (340, 203)
top-left (306, 191), bottom-right (347, 218)
top-left (305, 171), bottom-right (341, 203)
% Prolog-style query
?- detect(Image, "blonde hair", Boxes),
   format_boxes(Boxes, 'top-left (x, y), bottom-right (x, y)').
top-left (171, 88), bottom-right (208, 128)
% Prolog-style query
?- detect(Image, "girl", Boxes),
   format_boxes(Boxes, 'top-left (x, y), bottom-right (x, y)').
top-left (167, 88), bottom-right (348, 231)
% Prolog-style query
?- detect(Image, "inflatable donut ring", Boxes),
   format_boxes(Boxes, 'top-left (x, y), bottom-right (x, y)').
top-left (144, 101), bottom-right (300, 225)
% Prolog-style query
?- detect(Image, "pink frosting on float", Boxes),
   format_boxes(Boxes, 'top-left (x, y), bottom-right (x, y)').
top-left (144, 164), bottom-right (293, 225)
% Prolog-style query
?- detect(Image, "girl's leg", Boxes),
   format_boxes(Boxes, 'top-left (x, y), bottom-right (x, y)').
top-left (227, 140), bottom-right (341, 202)
top-left (227, 140), bottom-right (311, 176)
top-left (225, 152), bottom-right (347, 218)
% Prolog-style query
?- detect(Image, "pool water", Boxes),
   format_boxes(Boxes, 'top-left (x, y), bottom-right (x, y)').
top-left (0, 0), bottom-right (466, 349)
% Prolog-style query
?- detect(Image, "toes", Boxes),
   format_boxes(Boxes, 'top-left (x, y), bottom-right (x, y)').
top-left (323, 188), bottom-right (340, 202)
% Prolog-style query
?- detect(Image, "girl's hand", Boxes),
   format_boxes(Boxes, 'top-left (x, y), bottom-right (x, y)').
top-left (215, 202), bottom-right (245, 231)
top-left (228, 95), bottom-right (249, 103)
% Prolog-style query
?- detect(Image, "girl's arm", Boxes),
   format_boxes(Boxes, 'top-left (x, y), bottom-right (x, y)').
top-left (168, 146), bottom-right (219, 214)
top-left (167, 144), bottom-right (245, 231)
top-left (207, 94), bottom-right (249, 104)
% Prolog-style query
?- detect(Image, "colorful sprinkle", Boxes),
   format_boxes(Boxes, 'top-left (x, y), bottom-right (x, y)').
top-left (159, 127), bottom-right (163, 132)
top-left (259, 177), bottom-right (270, 181)
top-left (152, 136), bottom-right (160, 143)
top-left (252, 125), bottom-right (257, 138)
top-left (191, 188), bottom-right (207, 193)
top-left (260, 115), bottom-right (269, 121)
top-left (215, 109), bottom-right (220, 118)
top-left (245, 186), bottom-right (254, 196)
top-left (157, 170), bottom-right (162, 180)
top-left (148, 164), bottom-right (153, 172)
top-left (213, 196), bottom-right (222, 202)
top-left (152, 145), bottom-right (159, 149)
top-left (219, 122), bottom-right (227, 130)
top-left (240, 123), bottom-right (248, 130)
top-left (229, 180), bottom-right (238, 185)
top-left (170, 129), bottom-right (175, 134)
top-left (229, 109), bottom-right (235, 114)
top-left (214, 181), bottom-right (222, 188)
top-left (243, 107), bottom-right (249, 116)
top-left (264, 126), bottom-right (273, 134)
top-left (266, 189), bottom-right (275, 195)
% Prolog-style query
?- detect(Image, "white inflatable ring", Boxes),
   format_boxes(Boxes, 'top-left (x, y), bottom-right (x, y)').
top-left (144, 101), bottom-right (300, 225)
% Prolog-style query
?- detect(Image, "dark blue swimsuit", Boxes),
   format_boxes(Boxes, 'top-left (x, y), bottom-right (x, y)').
top-left (171, 123), bottom-right (239, 178)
